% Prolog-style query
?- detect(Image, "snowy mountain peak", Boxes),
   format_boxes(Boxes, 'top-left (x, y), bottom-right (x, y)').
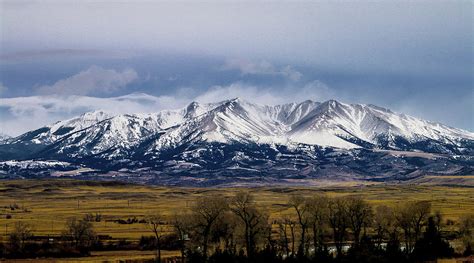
top-left (1, 97), bottom-right (472, 184)
top-left (366, 104), bottom-right (393, 114)
top-left (0, 133), bottom-right (11, 143)
top-left (5, 98), bottom-right (473, 157)
top-left (227, 97), bottom-right (242, 102)
top-left (81, 109), bottom-right (112, 118)
top-left (184, 101), bottom-right (203, 118)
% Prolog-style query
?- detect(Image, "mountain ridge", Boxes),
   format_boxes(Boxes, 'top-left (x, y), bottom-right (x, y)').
top-left (0, 97), bottom-right (472, 185)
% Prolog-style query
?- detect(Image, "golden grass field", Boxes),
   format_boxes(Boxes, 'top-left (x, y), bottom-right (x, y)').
top-left (0, 178), bottom-right (473, 262)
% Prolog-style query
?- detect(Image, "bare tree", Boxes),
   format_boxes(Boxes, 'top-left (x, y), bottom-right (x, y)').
top-left (211, 212), bottom-right (238, 254)
top-left (459, 214), bottom-right (474, 252)
top-left (278, 217), bottom-right (297, 258)
top-left (263, 220), bottom-right (276, 252)
top-left (147, 214), bottom-right (165, 262)
top-left (346, 196), bottom-right (373, 245)
top-left (172, 213), bottom-right (192, 263)
top-left (432, 210), bottom-right (443, 233)
top-left (63, 216), bottom-right (96, 251)
top-left (230, 191), bottom-right (269, 258)
top-left (288, 218), bottom-right (296, 257)
top-left (9, 221), bottom-right (33, 252)
top-left (374, 205), bottom-right (396, 248)
top-left (395, 201), bottom-right (431, 253)
top-left (278, 219), bottom-right (291, 258)
top-left (192, 195), bottom-right (228, 260)
top-left (288, 194), bottom-right (311, 257)
top-left (396, 205), bottom-right (414, 254)
top-left (307, 195), bottom-right (329, 252)
top-left (328, 197), bottom-right (349, 256)
top-left (410, 201), bottom-right (431, 240)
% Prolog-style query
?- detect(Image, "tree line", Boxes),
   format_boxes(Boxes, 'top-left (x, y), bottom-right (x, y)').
top-left (1, 192), bottom-right (473, 263)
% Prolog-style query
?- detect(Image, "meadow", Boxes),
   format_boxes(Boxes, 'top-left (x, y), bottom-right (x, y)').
top-left (0, 178), bottom-right (473, 262)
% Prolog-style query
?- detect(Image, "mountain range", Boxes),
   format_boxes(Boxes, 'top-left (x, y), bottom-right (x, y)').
top-left (1, 98), bottom-right (473, 186)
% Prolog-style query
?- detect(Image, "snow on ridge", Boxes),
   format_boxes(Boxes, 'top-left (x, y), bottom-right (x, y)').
top-left (11, 98), bottom-right (474, 151)
top-left (0, 160), bottom-right (73, 169)
top-left (0, 132), bottom-right (11, 143)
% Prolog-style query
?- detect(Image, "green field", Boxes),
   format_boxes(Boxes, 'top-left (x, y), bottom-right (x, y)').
top-left (0, 179), bottom-right (473, 262)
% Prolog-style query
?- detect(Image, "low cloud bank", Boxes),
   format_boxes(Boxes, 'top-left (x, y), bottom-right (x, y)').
top-left (0, 81), bottom-right (335, 136)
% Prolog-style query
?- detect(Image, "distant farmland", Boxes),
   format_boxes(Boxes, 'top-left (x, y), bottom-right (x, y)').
top-left (0, 179), bottom-right (473, 262)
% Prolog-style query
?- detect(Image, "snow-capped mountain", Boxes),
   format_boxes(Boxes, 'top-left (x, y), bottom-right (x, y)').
top-left (140, 98), bottom-right (472, 153)
top-left (13, 110), bottom-right (113, 145)
top-left (0, 98), bottom-right (472, 185)
top-left (0, 133), bottom-right (11, 143)
top-left (11, 98), bottom-right (472, 152)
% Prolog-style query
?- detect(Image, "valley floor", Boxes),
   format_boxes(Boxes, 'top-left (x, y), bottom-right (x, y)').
top-left (2, 250), bottom-right (176, 262)
top-left (0, 178), bottom-right (472, 261)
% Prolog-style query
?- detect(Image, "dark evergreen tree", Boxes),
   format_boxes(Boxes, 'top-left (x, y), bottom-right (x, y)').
top-left (412, 216), bottom-right (454, 261)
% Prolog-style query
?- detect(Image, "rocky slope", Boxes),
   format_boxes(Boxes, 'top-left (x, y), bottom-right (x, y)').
top-left (1, 98), bottom-right (472, 185)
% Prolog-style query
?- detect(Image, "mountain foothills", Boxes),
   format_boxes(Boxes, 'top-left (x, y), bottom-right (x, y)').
top-left (1, 97), bottom-right (473, 186)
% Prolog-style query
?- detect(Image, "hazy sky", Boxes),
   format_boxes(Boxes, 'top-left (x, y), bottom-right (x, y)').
top-left (0, 0), bottom-right (473, 135)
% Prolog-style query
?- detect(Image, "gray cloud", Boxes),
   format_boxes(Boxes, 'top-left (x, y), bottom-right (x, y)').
top-left (3, 1), bottom-right (470, 74)
top-left (0, 93), bottom-right (187, 136)
top-left (1, 78), bottom-right (472, 136)
top-left (0, 83), bottom-right (7, 95)
top-left (195, 80), bottom-right (332, 105)
top-left (0, 79), bottom-right (331, 135)
top-left (221, 59), bottom-right (302, 81)
top-left (36, 66), bottom-right (138, 96)
top-left (0, 1), bottom-right (472, 133)
top-left (0, 79), bottom-right (342, 136)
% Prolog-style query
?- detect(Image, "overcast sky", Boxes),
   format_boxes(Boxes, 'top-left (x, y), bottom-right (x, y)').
top-left (0, 0), bottom-right (473, 135)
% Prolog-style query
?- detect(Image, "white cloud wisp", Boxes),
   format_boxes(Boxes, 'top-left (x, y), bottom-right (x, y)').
top-left (0, 80), bottom-right (336, 136)
top-left (37, 66), bottom-right (138, 96)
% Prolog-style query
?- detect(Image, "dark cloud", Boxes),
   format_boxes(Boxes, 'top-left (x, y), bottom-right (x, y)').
top-left (0, 1), bottom-right (472, 132)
